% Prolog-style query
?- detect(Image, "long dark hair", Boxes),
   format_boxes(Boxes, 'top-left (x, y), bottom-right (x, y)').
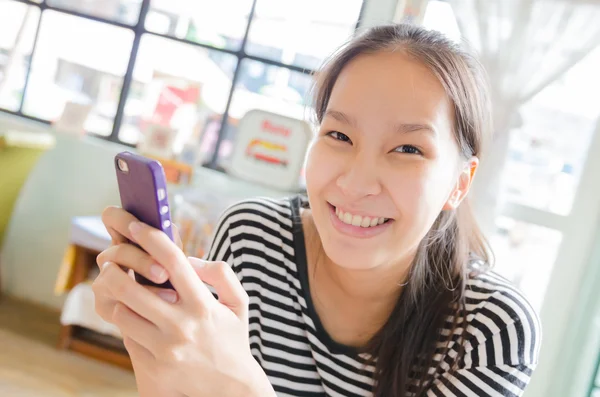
top-left (313, 24), bottom-right (493, 396)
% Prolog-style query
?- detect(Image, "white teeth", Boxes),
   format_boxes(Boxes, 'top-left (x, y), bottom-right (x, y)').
top-left (343, 212), bottom-right (352, 224)
top-left (361, 217), bottom-right (371, 228)
top-left (335, 207), bottom-right (388, 228)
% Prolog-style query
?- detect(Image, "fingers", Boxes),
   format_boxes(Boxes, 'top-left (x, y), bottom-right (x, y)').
top-left (147, 285), bottom-right (179, 304)
top-left (129, 222), bottom-right (215, 305)
top-left (123, 335), bottom-right (155, 362)
top-left (102, 206), bottom-right (183, 249)
top-left (113, 302), bottom-right (161, 352)
top-left (100, 262), bottom-right (174, 327)
top-left (188, 258), bottom-right (248, 319)
top-left (102, 206), bottom-right (140, 245)
top-left (97, 243), bottom-right (169, 285)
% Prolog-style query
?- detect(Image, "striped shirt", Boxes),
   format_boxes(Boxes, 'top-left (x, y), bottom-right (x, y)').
top-left (206, 196), bottom-right (541, 396)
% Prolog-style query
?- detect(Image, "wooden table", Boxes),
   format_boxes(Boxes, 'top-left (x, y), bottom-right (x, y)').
top-left (55, 217), bottom-right (132, 370)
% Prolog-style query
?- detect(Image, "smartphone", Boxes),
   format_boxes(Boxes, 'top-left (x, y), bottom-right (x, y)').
top-left (114, 151), bottom-right (174, 289)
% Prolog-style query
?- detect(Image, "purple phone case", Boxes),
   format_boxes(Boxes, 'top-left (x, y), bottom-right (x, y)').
top-left (114, 151), bottom-right (174, 289)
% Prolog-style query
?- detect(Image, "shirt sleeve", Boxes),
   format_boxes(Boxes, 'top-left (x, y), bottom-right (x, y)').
top-left (426, 309), bottom-right (541, 396)
top-left (204, 203), bottom-right (236, 265)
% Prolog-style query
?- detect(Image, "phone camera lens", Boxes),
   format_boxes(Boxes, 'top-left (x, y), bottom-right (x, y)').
top-left (118, 159), bottom-right (129, 173)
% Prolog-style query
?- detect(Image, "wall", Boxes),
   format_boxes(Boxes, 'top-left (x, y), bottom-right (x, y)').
top-left (1, 130), bottom-right (124, 309)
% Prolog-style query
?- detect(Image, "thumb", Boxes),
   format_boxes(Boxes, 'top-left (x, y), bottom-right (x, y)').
top-left (188, 257), bottom-right (248, 319)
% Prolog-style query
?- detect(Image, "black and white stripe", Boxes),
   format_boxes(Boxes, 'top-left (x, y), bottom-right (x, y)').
top-left (205, 196), bottom-right (541, 396)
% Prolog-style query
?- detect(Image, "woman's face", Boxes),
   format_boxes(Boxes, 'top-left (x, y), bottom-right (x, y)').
top-left (305, 51), bottom-right (476, 271)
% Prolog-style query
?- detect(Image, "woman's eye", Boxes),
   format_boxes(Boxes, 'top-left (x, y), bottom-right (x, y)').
top-left (327, 131), bottom-right (352, 143)
top-left (393, 145), bottom-right (422, 155)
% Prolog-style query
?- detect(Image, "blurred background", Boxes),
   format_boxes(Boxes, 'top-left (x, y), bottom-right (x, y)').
top-left (0, 0), bottom-right (599, 396)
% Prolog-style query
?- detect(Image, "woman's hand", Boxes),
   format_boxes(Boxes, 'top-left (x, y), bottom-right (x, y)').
top-left (93, 207), bottom-right (274, 397)
top-left (95, 207), bottom-right (185, 397)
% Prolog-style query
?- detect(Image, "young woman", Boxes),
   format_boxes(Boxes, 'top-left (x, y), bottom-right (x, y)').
top-left (93, 24), bottom-right (541, 396)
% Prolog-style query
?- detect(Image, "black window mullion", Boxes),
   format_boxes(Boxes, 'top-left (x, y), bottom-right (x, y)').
top-left (143, 30), bottom-right (240, 58)
top-left (207, 0), bottom-right (259, 169)
top-left (0, 108), bottom-right (51, 125)
top-left (17, 4), bottom-right (42, 114)
top-left (107, 0), bottom-right (151, 143)
top-left (243, 54), bottom-right (313, 75)
top-left (6, 0), bottom-right (40, 8)
top-left (143, 30), bottom-right (315, 74)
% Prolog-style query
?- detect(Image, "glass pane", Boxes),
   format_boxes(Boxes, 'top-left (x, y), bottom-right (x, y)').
top-left (247, 0), bottom-right (363, 70)
top-left (23, 11), bottom-right (134, 136)
top-left (503, 47), bottom-right (600, 216)
top-left (0, 2), bottom-right (39, 111)
top-left (213, 58), bottom-right (313, 169)
top-left (119, 35), bottom-right (237, 161)
top-left (146, 0), bottom-right (253, 51)
top-left (422, 0), bottom-right (461, 43)
top-left (490, 216), bottom-right (563, 311)
top-left (46, 0), bottom-right (142, 25)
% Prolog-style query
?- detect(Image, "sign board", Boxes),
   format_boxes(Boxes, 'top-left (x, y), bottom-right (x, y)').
top-left (229, 109), bottom-right (312, 191)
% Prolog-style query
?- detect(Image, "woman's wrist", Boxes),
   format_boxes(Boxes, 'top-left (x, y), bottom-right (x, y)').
top-left (239, 360), bottom-right (276, 397)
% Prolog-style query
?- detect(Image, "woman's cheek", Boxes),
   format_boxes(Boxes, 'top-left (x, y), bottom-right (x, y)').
top-left (306, 141), bottom-right (341, 187)
top-left (384, 163), bottom-right (435, 209)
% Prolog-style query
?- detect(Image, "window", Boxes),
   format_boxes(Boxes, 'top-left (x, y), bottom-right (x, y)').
top-left (46, 0), bottom-right (143, 25)
top-left (0, 0), bottom-right (365, 169)
top-left (422, 0), bottom-right (600, 311)
top-left (502, 47), bottom-right (600, 216)
top-left (0, 1), bottom-right (39, 111)
top-left (23, 11), bottom-right (134, 136)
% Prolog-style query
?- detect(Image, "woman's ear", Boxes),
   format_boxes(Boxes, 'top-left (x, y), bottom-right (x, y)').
top-left (443, 157), bottom-right (479, 210)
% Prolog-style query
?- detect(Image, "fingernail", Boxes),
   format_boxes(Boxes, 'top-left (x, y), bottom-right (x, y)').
top-left (150, 264), bottom-right (167, 281)
top-left (129, 221), bottom-right (142, 235)
top-left (188, 257), bottom-right (206, 269)
top-left (158, 290), bottom-right (178, 304)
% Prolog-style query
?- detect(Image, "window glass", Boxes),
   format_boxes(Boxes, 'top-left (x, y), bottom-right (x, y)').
top-left (503, 48), bottom-right (600, 215)
top-left (23, 11), bottom-right (134, 136)
top-left (210, 58), bottom-right (313, 169)
top-left (46, 0), bottom-right (142, 25)
top-left (246, 0), bottom-right (363, 70)
top-left (0, 2), bottom-right (39, 111)
top-left (120, 34), bottom-right (237, 161)
top-left (491, 216), bottom-right (563, 311)
top-left (146, 0), bottom-right (253, 51)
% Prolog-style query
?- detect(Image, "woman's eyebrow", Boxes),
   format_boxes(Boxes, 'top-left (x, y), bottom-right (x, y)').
top-left (394, 122), bottom-right (436, 136)
top-left (326, 109), bottom-right (435, 136)
top-left (325, 109), bottom-right (357, 127)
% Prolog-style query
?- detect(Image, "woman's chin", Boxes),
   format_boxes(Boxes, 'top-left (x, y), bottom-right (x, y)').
top-left (320, 241), bottom-right (383, 271)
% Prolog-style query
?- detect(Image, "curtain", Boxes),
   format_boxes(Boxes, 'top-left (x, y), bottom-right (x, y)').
top-left (449, 0), bottom-right (600, 236)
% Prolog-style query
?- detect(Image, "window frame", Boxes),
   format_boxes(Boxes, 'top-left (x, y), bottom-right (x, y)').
top-left (0, 0), bottom-right (371, 169)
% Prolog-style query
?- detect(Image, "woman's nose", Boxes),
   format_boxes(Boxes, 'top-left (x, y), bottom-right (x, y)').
top-left (336, 158), bottom-right (382, 198)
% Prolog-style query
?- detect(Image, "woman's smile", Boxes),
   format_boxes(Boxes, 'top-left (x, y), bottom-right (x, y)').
top-left (327, 202), bottom-right (394, 239)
